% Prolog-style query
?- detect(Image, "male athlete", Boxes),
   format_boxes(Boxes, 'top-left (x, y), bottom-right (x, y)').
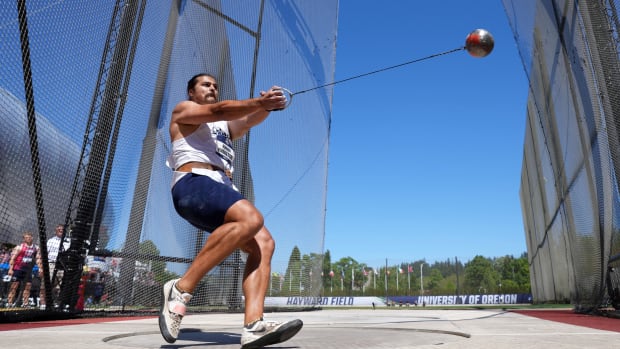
top-left (6, 232), bottom-right (43, 307)
top-left (159, 73), bottom-right (302, 348)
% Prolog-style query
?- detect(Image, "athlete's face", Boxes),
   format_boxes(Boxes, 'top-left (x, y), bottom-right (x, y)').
top-left (189, 75), bottom-right (219, 104)
top-left (23, 234), bottom-right (34, 244)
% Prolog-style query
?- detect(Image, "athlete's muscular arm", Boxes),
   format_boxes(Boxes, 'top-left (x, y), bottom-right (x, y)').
top-left (170, 87), bottom-right (285, 141)
top-left (172, 99), bottom-right (262, 126)
top-left (8, 245), bottom-right (20, 274)
top-left (228, 87), bottom-right (285, 140)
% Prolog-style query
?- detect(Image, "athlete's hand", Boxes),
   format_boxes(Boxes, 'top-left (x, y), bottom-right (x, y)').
top-left (260, 86), bottom-right (287, 111)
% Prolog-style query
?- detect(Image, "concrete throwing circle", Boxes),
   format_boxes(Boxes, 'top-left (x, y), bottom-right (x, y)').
top-left (103, 325), bottom-right (470, 348)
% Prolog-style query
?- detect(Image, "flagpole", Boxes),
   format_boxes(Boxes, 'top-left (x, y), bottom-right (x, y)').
top-left (351, 268), bottom-right (354, 292)
top-left (408, 265), bottom-right (411, 293)
top-left (384, 258), bottom-right (388, 304)
top-left (362, 269), bottom-right (365, 294)
top-left (373, 268), bottom-right (376, 289)
top-left (420, 263), bottom-right (425, 295)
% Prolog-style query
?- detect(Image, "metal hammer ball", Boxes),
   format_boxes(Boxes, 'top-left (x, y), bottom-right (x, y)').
top-left (465, 29), bottom-right (494, 58)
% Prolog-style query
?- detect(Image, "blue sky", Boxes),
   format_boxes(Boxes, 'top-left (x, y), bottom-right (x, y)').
top-left (323, 0), bottom-right (529, 267)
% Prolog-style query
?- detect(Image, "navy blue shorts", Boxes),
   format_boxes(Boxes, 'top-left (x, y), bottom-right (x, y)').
top-left (12, 269), bottom-right (33, 282)
top-left (171, 173), bottom-right (244, 232)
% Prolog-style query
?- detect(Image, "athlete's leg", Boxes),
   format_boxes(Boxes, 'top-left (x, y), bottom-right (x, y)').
top-left (7, 280), bottom-right (19, 304)
top-left (238, 227), bottom-right (303, 349)
top-left (160, 175), bottom-right (268, 343)
top-left (21, 281), bottom-right (31, 306)
top-left (240, 226), bottom-right (274, 325)
top-left (39, 272), bottom-right (46, 306)
top-left (175, 199), bottom-right (264, 294)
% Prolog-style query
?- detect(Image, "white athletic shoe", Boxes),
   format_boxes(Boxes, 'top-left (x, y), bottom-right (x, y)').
top-left (240, 318), bottom-right (303, 349)
top-left (158, 279), bottom-right (192, 343)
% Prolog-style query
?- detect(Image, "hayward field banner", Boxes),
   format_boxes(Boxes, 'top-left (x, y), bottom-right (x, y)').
top-left (266, 294), bottom-right (532, 307)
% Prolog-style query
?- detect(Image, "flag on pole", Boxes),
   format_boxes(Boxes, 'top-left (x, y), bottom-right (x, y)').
top-left (399, 267), bottom-right (404, 274)
top-left (363, 268), bottom-right (368, 276)
top-left (329, 270), bottom-right (334, 278)
top-left (408, 265), bottom-right (413, 273)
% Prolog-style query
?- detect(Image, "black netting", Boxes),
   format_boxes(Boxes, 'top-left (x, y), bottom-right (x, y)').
top-left (1, 0), bottom-right (336, 316)
top-left (504, 0), bottom-right (620, 311)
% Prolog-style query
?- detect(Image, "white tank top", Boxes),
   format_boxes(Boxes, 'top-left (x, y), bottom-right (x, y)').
top-left (166, 121), bottom-right (236, 188)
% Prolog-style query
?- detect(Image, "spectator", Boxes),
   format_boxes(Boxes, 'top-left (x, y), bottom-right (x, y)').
top-left (1, 243), bottom-right (12, 304)
top-left (40, 224), bottom-right (70, 308)
top-left (1, 243), bottom-right (10, 280)
top-left (30, 265), bottom-right (42, 307)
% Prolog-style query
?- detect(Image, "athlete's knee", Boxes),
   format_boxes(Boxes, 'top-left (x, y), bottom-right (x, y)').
top-left (255, 228), bottom-right (275, 256)
top-left (227, 201), bottom-right (264, 234)
top-left (237, 213), bottom-right (263, 244)
top-left (240, 227), bottom-right (275, 256)
top-left (264, 234), bottom-right (275, 254)
top-left (246, 210), bottom-right (264, 233)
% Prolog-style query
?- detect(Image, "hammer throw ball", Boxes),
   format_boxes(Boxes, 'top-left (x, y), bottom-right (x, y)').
top-left (465, 29), bottom-right (494, 58)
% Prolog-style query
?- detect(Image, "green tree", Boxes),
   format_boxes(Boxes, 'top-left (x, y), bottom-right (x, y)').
top-left (137, 240), bottom-right (178, 284)
top-left (276, 247), bottom-right (530, 296)
top-left (463, 255), bottom-right (498, 293)
top-left (322, 250), bottom-right (332, 291)
top-left (427, 268), bottom-right (443, 291)
top-left (301, 252), bottom-right (323, 295)
top-left (284, 246), bottom-right (302, 295)
top-left (269, 270), bottom-right (283, 296)
top-left (330, 256), bottom-right (364, 295)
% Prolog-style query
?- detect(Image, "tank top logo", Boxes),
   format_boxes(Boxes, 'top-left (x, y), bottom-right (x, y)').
top-left (211, 125), bottom-right (234, 165)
